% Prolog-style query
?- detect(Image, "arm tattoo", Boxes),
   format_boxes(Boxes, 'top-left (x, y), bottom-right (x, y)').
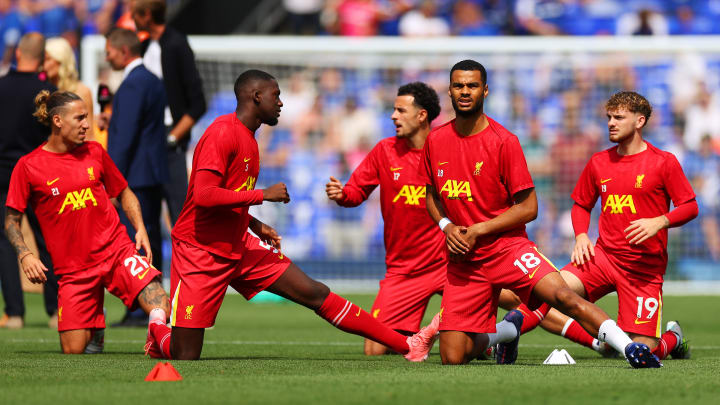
top-left (138, 280), bottom-right (169, 310)
top-left (4, 208), bottom-right (30, 257)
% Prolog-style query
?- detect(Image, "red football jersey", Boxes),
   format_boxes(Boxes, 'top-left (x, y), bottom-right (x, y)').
top-left (571, 142), bottom-right (695, 274)
top-left (6, 141), bottom-right (130, 274)
top-left (338, 136), bottom-right (446, 275)
top-left (419, 117), bottom-right (535, 261)
top-left (171, 113), bottom-right (263, 259)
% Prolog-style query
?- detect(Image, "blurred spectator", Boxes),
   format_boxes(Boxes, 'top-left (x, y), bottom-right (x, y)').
top-left (74, 0), bottom-right (124, 36)
top-left (479, 0), bottom-right (515, 35)
top-left (684, 135), bottom-right (720, 212)
top-left (452, 0), bottom-right (500, 36)
top-left (317, 67), bottom-right (345, 112)
top-left (1, 0), bottom-right (23, 73)
top-left (332, 97), bottom-right (380, 160)
top-left (616, 6), bottom-right (668, 35)
top-left (682, 135), bottom-right (720, 260)
top-left (668, 52), bottom-right (707, 125)
top-left (278, 70), bottom-right (316, 130)
top-left (0, 32), bottom-right (58, 329)
top-left (699, 211), bottom-right (720, 261)
top-left (283, 0), bottom-right (323, 35)
top-left (44, 37), bottom-right (94, 139)
top-left (116, 0), bottom-right (147, 40)
top-left (578, 0), bottom-right (620, 35)
top-left (514, 0), bottom-right (567, 35)
top-left (398, 0), bottom-right (449, 37)
top-left (293, 95), bottom-right (335, 154)
top-left (35, 0), bottom-right (78, 48)
top-left (375, 0), bottom-right (413, 35)
top-left (325, 0), bottom-right (403, 36)
top-left (682, 84), bottom-right (720, 152)
top-left (549, 90), bottom-right (598, 212)
top-left (522, 116), bottom-right (552, 197)
top-left (668, 5), bottom-right (716, 35)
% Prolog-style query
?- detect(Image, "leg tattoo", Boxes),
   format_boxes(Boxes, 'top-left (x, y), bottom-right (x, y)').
top-left (137, 278), bottom-right (170, 314)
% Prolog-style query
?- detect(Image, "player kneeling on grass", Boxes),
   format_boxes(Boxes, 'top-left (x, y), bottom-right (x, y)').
top-left (4, 90), bottom-right (170, 354)
top-left (421, 60), bottom-right (660, 368)
top-left (517, 91), bottom-right (696, 361)
top-left (325, 82), bottom-right (447, 356)
top-left (144, 70), bottom-right (438, 361)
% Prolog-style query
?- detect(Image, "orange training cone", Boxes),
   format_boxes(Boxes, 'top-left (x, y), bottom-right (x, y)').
top-left (145, 362), bottom-right (183, 381)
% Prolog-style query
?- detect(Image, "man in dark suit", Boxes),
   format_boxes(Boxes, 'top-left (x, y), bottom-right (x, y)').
top-left (103, 28), bottom-right (168, 282)
top-left (133, 0), bottom-right (206, 224)
top-left (0, 32), bottom-right (59, 329)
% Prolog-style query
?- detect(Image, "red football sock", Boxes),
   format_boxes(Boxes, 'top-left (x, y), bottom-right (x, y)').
top-left (150, 322), bottom-right (173, 359)
top-left (517, 303), bottom-right (550, 334)
top-left (315, 292), bottom-right (409, 354)
top-left (652, 330), bottom-right (678, 360)
top-left (561, 319), bottom-right (595, 348)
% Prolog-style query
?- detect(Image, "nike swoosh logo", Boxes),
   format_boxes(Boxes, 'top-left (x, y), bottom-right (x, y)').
top-left (244, 158), bottom-right (251, 162)
top-left (438, 161), bottom-right (449, 166)
top-left (634, 318), bottom-right (651, 325)
top-left (390, 167), bottom-right (402, 171)
top-left (528, 267), bottom-right (539, 279)
top-left (47, 178), bottom-right (59, 186)
top-left (137, 268), bottom-right (151, 280)
top-left (355, 308), bottom-right (361, 317)
top-left (600, 178), bottom-right (612, 184)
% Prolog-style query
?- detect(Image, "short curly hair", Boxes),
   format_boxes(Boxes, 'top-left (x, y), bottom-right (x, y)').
top-left (397, 82), bottom-right (441, 124)
top-left (605, 91), bottom-right (652, 127)
top-left (450, 59), bottom-right (487, 85)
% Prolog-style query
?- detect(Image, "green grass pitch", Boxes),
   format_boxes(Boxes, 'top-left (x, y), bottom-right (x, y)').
top-left (1, 292), bottom-right (719, 405)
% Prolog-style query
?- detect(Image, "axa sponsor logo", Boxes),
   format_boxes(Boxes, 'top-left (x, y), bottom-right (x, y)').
top-left (392, 185), bottom-right (426, 205)
top-left (234, 176), bottom-right (257, 191)
top-left (58, 188), bottom-right (97, 214)
top-left (440, 179), bottom-right (473, 201)
top-left (603, 194), bottom-right (636, 214)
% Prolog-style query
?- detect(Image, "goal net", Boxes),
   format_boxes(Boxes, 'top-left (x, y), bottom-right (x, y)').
top-left (82, 35), bottom-right (720, 288)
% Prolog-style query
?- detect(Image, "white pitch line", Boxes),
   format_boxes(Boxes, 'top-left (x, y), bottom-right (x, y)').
top-left (5, 338), bottom-right (720, 350)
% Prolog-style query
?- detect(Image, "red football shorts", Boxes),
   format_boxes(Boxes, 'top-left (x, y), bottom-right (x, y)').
top-left (370, 265), bottom-right (446, 333)
top-left (57, 243), bottom-right (161, 331)
top-left (440, 240), bottom-right (558, 334)
top-left (563, 245), bottom-right (664, 338)
top-left (170, 234), bottom-right (291, 328)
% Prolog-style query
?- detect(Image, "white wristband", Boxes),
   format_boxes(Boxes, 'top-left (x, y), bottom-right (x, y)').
top-left (438, 217), bottom-right (452, 232)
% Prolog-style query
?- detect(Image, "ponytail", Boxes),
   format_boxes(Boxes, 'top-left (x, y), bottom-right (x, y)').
top-left (33, 90), bottom-right (82, 127)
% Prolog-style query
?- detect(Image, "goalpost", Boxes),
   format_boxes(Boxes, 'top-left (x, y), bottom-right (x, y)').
top-left (81, 35), bottom-right (720, 292)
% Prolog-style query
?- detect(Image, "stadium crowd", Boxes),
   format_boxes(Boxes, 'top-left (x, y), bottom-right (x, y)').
top-left (282, 0), bottom-right (720, 36)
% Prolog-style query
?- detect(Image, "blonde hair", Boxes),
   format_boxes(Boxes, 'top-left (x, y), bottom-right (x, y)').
top-left (33, 90), bottom-right (82, 127)
top-left (45, 37), bottom-right (80, 93)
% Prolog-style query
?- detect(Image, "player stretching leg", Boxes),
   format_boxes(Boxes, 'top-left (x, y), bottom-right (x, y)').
top-left (4, 90), bottom-right (170, 354)
top-left (326, 82), bottom-right (446, 355)
top-left (145, 70), bottom-right (438, 361)
top-left (421, 60), bottom-right (660, 368)
top-left (519, 92), bottom-right (696, 360)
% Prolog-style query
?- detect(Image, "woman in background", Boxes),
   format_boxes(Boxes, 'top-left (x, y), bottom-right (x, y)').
top-left (44, 37), bottom-right (96, 142)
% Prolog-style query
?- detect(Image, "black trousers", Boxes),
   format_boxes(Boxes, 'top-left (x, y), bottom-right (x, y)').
top-left (0, 190), bottom-right (58, 317)
top-left (117, 185), bottom-right (164, 271)
top-left (162, 145), bottom-right (188, 225)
